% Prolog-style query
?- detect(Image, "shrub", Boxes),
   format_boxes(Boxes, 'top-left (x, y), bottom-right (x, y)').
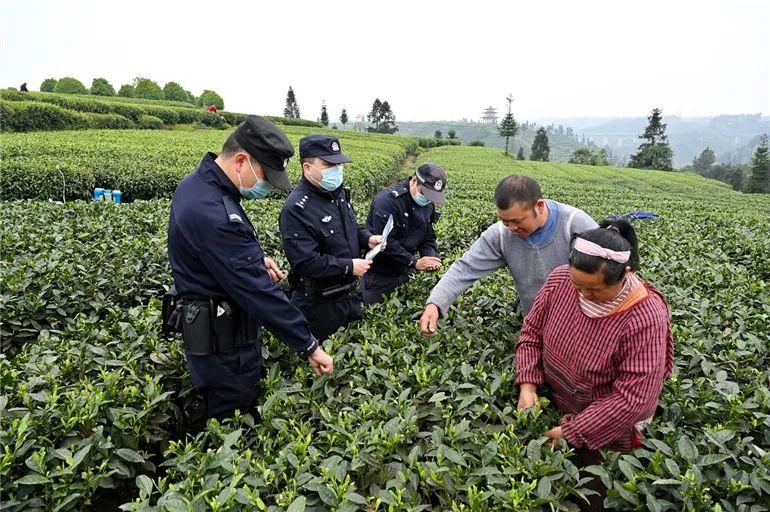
top-left (53, 77), bottom-right (88, 95)
top-left (163, 82), bottom-right (193, 104)
top-left (143, 106), bottom-right (178, 125)
top-left (85, 112), bottom-right (133, 129)
top-left (109, 102), bottom-right (145, 122)
top-left (118, 84), bottom-right (135, 97)
top-left (264, 116), bottom-right (323, 128)
top-left (221, 111), bottom-right (247, 126)
top-left (0, 100), bottom-right (90, 132)
top-left (468, 140), bottom-right (486, 146)
top-left (138, 115), bottom-right (164, 129)
top-left (197, 90), bottom-right (224, 110)
top-left (90, 77), bottom-right (116, 96)
top-left (40, 78), bottom-right (57, 92)
top-left (133, 78), bottom-right (164, 100)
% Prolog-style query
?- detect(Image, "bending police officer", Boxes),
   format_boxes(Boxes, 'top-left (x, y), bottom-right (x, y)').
top-left (362, 163), bottom-right (447, 304)
top-left (167, 116), bottom-right (333, 421)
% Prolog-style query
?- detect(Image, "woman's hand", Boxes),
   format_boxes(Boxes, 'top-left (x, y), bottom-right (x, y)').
top-left (517, 383), bottom-right (539, 410)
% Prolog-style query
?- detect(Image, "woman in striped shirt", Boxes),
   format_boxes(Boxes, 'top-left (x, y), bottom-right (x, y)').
top-left (515, 219), bottom-right (674, 512)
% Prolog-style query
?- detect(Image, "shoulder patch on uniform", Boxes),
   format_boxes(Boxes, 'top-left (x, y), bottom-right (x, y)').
top-left (222, 196), bottom-right (244, 223)
top-left (295, 194), bottom-right (309, 210)
top-left (391, 187), bottom-right (408, 197)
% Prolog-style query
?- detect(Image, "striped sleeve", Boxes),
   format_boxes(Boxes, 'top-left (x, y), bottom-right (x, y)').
top-left (560, 302), bottom-right (671, 449)
top-left (515, 267), bottom-right (564, 385)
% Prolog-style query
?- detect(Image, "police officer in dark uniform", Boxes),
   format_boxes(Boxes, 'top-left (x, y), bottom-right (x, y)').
top-left (279, 135), bottom-right (382, 340)
top-left (166, 116), bottom-right (334, 421)
top-left (362, 163), bottom-right (447, 304)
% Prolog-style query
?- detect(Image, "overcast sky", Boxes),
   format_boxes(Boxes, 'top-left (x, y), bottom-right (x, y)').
top-left (2, 0), bottom-right (768, 122)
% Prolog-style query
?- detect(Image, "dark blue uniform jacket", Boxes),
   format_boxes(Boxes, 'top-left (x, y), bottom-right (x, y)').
top-left (365, 180), bottom-right (438, 275)
top-left (168, 153), bottom-right (317, 355)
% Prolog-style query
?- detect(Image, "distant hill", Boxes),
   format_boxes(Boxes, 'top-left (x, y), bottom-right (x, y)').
top-left (395, 121), bottom-right (589, 163)
top-left (717, 134), bottom-right (765, 165)
top-left (574, 114), bottom-right (770, 168)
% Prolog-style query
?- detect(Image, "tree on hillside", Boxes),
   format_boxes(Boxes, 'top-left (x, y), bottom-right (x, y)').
top-left (197, 90), bottom-right (224, 110)
top-left (709, 163), bottom-right (746, 191)
top-left (132, 77), bottom-right (164, 100)
top-left (629, 108), bottom-right (673, 171)
top-left (367, 98), bottom-right (398, 134)
top-left (448, 129), bottom-right (457, 140)
top-left (517, 147), bottom-right (525, 160)
top-left (320, 101), bottom-right (329, 126)
top-left (117, 84), bottom-right (134, 97)
top-left (530, 128), bottom-right (550, 161)
top-left (746, 134), bottom-right (769, 193)
top-left (54, 77), bottom-right (88, 95)
top-left (498, 94), bottom-right (519, 156)
top-left (164, 82), bottom-right (193, 103)
top-left (435, 130), bottom-right (442, 139)
top-left (90, 78), bottom-right (115, 96)
top-left (284, 86), bottom-right (300, 118)
top-left (570, 147), bottom-right (609, 166)
top-left (692, 147), bottom-right (716, 175)
top-left (340, 108), bottom-right (348, 128)
top-left (40, 78), bottom-right (57, 92)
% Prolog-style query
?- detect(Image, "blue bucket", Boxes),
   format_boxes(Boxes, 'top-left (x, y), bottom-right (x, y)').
top-left (94, 188), bottom-right (104, 201)
top-left (113, 190), bottom-right (122, 204)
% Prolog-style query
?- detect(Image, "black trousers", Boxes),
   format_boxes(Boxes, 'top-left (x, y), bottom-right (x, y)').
top-left (361, 270), bottom-right (411, 305)
top-left (185, 343), bottom-right (262, 421)
top-left (291, 291), bottom-right (362, 341)
top-left (572, 447), bottom-right (612, 512)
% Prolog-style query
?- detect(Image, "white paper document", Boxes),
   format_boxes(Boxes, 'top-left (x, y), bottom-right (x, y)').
top-left (365, 214), bottom-right (394, 260)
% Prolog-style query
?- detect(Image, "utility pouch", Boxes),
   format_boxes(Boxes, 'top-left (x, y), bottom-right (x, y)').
top-left (181, 301), bottom-right (213, 356)
top-left (161, 285), bottom-right (183, 339)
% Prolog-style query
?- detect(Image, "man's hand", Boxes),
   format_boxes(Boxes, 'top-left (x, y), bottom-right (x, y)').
top-left (415, 256), bottom-right (441, 271)
top-left (419, 303), bottom-right (440, 336)
top-left (517, 383), bottom-right (540, 410)
top-left (352, 258), bottom-right (372, 276)
top-left (263, 257), bottom-right (284, 282)
top-left (368, 235), bottom-right (383, 249)
top-left (308, 347), bottom-right (334, 376)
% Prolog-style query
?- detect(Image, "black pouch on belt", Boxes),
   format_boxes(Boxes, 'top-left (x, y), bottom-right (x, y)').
top-left (181, 301), bottom-right (213, 356)
top-left (211, 300), bottom-right (238, 352)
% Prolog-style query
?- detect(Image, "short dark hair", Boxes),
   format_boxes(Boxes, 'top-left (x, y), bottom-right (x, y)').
top-left (221, 132), bottom-right (244, 157)
top-left (570, 219), bottom-right (640, 285)
top-left (494, 175), bottom-right (542, 210)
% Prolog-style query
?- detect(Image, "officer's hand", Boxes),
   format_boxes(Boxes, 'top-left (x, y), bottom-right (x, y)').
top-left (352, 258), bottom-right (372, 276)
top-left (517, 383), bottom-right (540, 410)
top-left (419, 303), bottom-right (440, 336)
top-left (415, 256), bottom-right (442, 272)
top-left (368, 235), bottom-right (383, 249)
top-left (263, 257), bottom-right (284, 282)
top-left (308, 347), bottom-right (334, 376)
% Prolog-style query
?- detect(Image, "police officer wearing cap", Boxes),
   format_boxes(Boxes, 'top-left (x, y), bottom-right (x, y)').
top-left (166, 116), bottom-right (334, 421)
top-left (279, 135), bottom-right (383, 340)
top-left (362, 163), bottom-right (447, 304)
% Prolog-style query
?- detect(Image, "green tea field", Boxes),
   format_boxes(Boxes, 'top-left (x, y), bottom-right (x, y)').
top-left (1, 128), bottom-right (769, 512)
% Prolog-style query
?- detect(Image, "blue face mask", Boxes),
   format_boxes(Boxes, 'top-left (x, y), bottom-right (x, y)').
top-left (413, 192), bottom-right (431, 207)
top-left (238, 158), bottom-right (272, 199)
top-left (315, 164), bottom-right (344, 191)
